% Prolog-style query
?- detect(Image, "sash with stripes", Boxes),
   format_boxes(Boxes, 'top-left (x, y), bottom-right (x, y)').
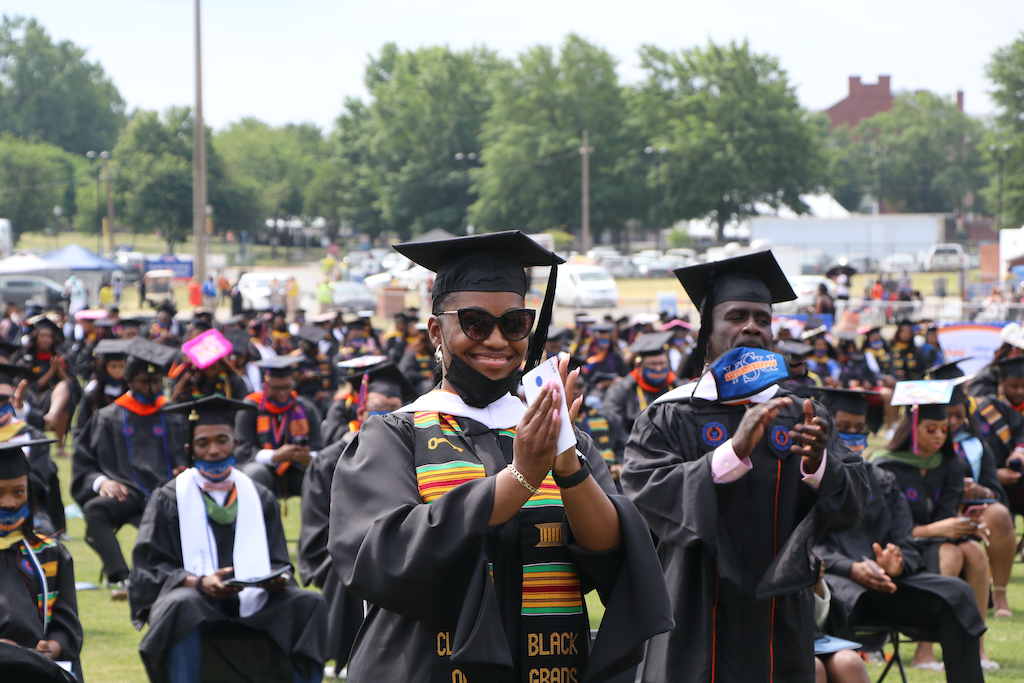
top-left (15, 535), bottom-right (61, 627)
top-left (977, 397), bottom-right (1012, 449)
top-left (412, 411), bottom-right (587, 682)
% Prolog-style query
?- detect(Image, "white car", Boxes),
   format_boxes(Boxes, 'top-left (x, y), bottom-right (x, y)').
top-left (554, 265), bottom-right (619, 308)
top-left (788, 276), bottom-right (836, 310)
top-left (923, 244), bottom-right (969, 271)
top-left (237, 272), bottom-right (290, 310)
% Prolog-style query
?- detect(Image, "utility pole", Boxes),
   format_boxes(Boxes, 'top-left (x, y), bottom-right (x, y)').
top-left (103, 155), bottom-right (115, 255)
top-left (580, 130), bottom-right (591, 254)
top-left (192, 0), bottom-right (208, 276)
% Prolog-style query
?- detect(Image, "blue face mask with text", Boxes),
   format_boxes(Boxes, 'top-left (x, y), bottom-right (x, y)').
top-left (702, 347), bottom-right (790, 402)
top-left (195, 456), bottom-right (235, 480)
top-left (0, 503), bottom-right (29, 536)
top-left (838, 431), bottom-right (868, 455)
top-left (642, 367), bottom-right (671, 386)
top-left (592, 338), bottom-right (610, 351)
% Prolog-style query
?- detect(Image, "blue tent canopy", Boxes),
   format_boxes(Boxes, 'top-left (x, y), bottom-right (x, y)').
top-left (41, 244), bottom-right (119, 271)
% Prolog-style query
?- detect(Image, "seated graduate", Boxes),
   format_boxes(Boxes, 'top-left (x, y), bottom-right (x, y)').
top-left (599, 331), bottom-right (678, 445)
top-left (813, 387), bottom-right (985, 681)
top-left (321, 361), bottom-right (412, 448)
top-left (234, 356), bottom-right (324, 498)
top-left (299, 362), bottom-right (415, 673)
top-left (328, 231), bottom-right (673, 683)
top-left (0, 364), bottom-right (65, 536)
top-left (0, 439), bottom-right (83, 681)
top-left (868, 385), bottom-right (997, 670)
top-left (930, 359), bottom-right (1017, 618)
top-left (73, 339), bottom-right (129, 443)
top-left (130, 396), bottom-right (327, 683)
top-left (970, 356), bottom-right (1024, 519)
top-left (168, 330), bottom-right (249, 403)
top-left (292, 325), bottom-right (338, 417)
top-left (397, 322), bottom-right (437, 397)
top-left (71, 337), bottom-right (188, 600)
top-left (812, 560), bottom-right (869, 683)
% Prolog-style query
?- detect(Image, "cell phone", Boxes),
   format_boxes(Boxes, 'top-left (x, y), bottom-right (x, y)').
top-left (964, 505), bottom-right (987, 517)
top-left (294, 436), bottom-right (309, 447)
top-left (1009, 460), bottom-right (1023, 472)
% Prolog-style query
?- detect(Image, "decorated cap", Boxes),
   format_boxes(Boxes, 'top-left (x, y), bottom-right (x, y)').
top-left (181, 329), bottom-right (233, 370)
top-left (394, 230), bottom-right (564, 370)
top-left (628, 331), bottom-right (673, 357)
top-left (673, 250), bottom-right (796, 320)
top-left (891, 380), bottom-right (955, 421)
top-left (813, 387), bottom-right (879, 417)
top-left (162, 395), bottom-right (256, 426)
top-left (0, 439), bottom-right (55, 479)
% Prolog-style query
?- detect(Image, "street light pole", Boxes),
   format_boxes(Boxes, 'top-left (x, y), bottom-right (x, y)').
top-left (101, 151), bottom-right (114, 255)
top-left (193, 0), bottom-right (208, 277)
top-left (580, 130), bottom-right (591, 254)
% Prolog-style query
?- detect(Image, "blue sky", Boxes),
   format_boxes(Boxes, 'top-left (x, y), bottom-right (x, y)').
top-left (6, 0), bottom-right (1022, 131)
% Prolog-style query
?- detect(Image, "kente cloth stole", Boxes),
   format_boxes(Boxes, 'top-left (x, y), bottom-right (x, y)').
top-left (412, 411), bottom-right (587, 682)
top-left (194, 373), bottom-right (231, 399)
top-left (576, 410), bottom-right (615, 464)
top-left (251, 391), bottom-right (310, 477)
top-left (317, 355), bottom-right (333, 389)
top-left (14, 535), bottom-right (60, 628)
top-left (415, 354), bottom-right (433, 378)
top-left (979, 399), bottom-right (1012, 448)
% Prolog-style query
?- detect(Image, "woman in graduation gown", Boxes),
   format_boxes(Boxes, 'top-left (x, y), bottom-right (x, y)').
top-left (73, 340), bottom-right (129, 443)
top-left (869, 396), bottom-right (997, 669)
top-left (327, 231), bottom-right (673, 683)
top-left (0, 440), bottom-right (82, 682)
top-left (14, 318), bottom-right (81, 459)
top-left (129, 397), bottom-right (327, 683)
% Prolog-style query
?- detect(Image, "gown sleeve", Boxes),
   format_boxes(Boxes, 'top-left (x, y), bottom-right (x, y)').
top-left (129, 487), bottom-right (190, 630)
top-left (881, 468), bottom-right (923, 576)
top-left (70, 409), bottom-right (105, 505)
top-left (47, 543), bottom-right (83, 661)
top-left (298, 442), bottom-right (342, 586)
top-left (932, 461), bottom-right (963, 522)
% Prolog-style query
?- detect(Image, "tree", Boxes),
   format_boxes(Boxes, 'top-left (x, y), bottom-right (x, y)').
top-left (0, 134), bottom-right (78, 242)
top-left (628, 40), bottom-right (828, 242)
top-left (985, 34), bottom-right (1024, 228)
top-left (0, 16), bottom-right (126, 155)
top-left (470, 35), bottom-right (640, 238)
top-left (852, 92), bottom-right (987, 214)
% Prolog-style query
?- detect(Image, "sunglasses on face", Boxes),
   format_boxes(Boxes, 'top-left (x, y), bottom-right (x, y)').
top-left (440, 308), bottom-right (536, 342)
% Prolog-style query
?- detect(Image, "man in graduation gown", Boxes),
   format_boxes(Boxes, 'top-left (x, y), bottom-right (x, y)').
top-left (0, 439), bottom-right (82, 682)
top-left (71, 337), bottom-right (188, 599)
top-left (0, 364), bottom-right (65, 535)
top-left (292, 325), bottom-right (337, 417)
top-left (810, 387), bottom-right (984, 683)
top-left (129, 397), bottom-right (327, 683)
top-left (600, 332), bottom-right (677, 462)
top-left (622, 251), bottom-right (870, 683)
top-left (235, 356), bottom-right (324, 498)
top-left (299, 363), bottom-right (413, 672)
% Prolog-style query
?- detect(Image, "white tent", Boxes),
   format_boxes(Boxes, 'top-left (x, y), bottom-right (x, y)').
top-left (0, 253), bottom-right (51, 274)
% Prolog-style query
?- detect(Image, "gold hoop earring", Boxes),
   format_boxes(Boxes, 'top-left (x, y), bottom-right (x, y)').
top-left (434, 345), bottom-right (443, 363)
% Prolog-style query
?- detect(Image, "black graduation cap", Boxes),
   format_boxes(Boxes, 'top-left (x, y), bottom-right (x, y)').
top-left (189, 318), bottom-right (212, 332)
top-left (126, 337), bottom-right (179, 373)
top-left (294, 325), bottom-right (328, 345)
top-left (93, 339), bottom-right (131, 359)
top-left (222, 328), bottom-right (251, 356)
top-left (27, 316), bottom-right (62, 336)
top-left (223, 314), bottom-right (246, 327)
top-left (0, 339), bottom-right (21, 359)
top-left (0, 363), bottom-right (29, 385)
top-left (812, 387), bottom-right (879, 417)
top-left (253, 354), bottom-right (302, 378)
top-left (163, 395), bottom-right (257, 426)
top-left (344, 317), bottom-right (368, 330)
top-left (0, 439), bottom-right (55, 479)
top-left (546, 325), bottom-right (569, 342)
top-left (628, 331), bottom-right (673, 357)
top-left (157, 301), bottom-right (177, 315)
top-left (927, 358), bottom-right (971, 380)
top-left (996, 357), bottom-right (1024, 379)
top-left (673, 251), bottom-right (796, 318)
top-left (393, 230), bottom-right (565, 370)
top-left (341, 362), bottom-right (416, 403)
top-left (776, 340), bottom-right (813, 359)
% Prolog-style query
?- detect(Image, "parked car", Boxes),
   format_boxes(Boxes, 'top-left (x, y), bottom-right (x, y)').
top-left (236, 272), bottom-right (290, 310)
top-left (586, 246), bottom-right (621, 260)
top-left (554, 265), bottom-right (619, 308)
top-left (0, 275), bottom-right (66, 310)
top-left (788, 276), bottom-right (837, 310)
top-left (331, 281), bottom-right (377, 313)
top-left (639, 254), bottom-right (685, 278)
top-left (879, 252), bottom-right (920, 273)
top-left (923, 244), bottom-right (969, 271)
top-left (596, 254), bottom-right (638, 279)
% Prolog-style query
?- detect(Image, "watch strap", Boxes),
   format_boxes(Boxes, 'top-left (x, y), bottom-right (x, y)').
top-left (553, 450), bottom-right (593, 489)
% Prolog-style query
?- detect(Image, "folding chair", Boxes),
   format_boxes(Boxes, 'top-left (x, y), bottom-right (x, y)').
top-left (851, 625), bottom-right (909, 683)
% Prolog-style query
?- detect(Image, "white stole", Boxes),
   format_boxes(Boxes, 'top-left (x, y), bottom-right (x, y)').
top-left (175, 468), bottom-right (271, 617)
top-left (395, 389), bottom-right (526, 429)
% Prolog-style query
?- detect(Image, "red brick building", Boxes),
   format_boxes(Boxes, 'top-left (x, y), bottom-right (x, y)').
top-left (825, 76), bottom-right (895, 130)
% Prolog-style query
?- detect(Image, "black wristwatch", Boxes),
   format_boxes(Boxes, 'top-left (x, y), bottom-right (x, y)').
top-left (552, 449), bottom-right (593, 489)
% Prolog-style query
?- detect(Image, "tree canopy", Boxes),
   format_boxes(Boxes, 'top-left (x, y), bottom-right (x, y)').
top-left (985, 33), bottom-right (1024, 228)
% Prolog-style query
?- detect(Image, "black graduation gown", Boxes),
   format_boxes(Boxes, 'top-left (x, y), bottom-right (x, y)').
top-left (889, 343), bottom-right (923, 380)
top-left (813, 463), bottom-right (985, 640)
top-left (295, 353), bottom-right (337, 415)
top-left (298, 439), bottom-right (363, 666)
top-left (72, 381), bottom-right (125, 443)
top-left (0, 535), bottom-right (83, 675)
top-left (327, 413), bottom-right (674, 683)
top-left (871, 453), bottom-right (966, 574)
top-left (621, 387), bottom-right (870, 683)
top-left (599, 374), bottom-right (674, 447)
top-left (384, 333), bottom-right (408, 364)
top-left (967, 364), bottom-right (999, 399)
top-left (5, 422), bottom-right (66, 534)
top-left (129, 477), bottom-right (328, 682)
top-left (974, 395), bottom-right (1024, 470)
top-left (838, 355), bottom-right (878, 388)
top-left (321, 397), bottom-right (357, 451)
top-left (70, 399), bottom-right (189, 506)
top-left (397, 347), bottom-right (437, 397)
top-left (234, 394), bottom-right (325, 465)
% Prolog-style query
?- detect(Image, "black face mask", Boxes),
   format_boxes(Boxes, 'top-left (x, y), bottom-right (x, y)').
top-left (443, 348), bottom-right (521, 409)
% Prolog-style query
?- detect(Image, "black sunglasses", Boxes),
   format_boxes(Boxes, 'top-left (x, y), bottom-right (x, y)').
top-left (440, 308), bottom-right (536, 342)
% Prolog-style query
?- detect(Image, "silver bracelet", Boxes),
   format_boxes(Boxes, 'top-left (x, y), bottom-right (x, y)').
top-left (506, 464), bottom-right (541, 496)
